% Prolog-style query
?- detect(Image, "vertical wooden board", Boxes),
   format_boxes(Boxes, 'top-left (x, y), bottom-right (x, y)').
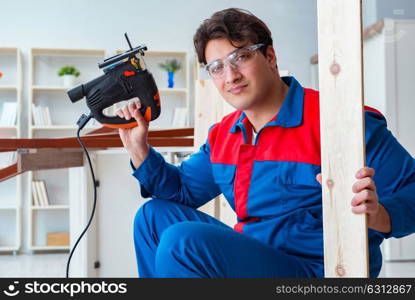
top-left (194, 80), bottom-right (226, 147)
top-left (194, 80), bottom-right (235, 220)
top-left (317, 0), bottom-right (369, 277)
top-left (194, 79), bottom-right (223, 217)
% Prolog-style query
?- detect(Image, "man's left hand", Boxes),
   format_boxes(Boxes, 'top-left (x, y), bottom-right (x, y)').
top-left (350, 167), bottom-right (380, 224)
top-left (316, 167), bottom-right (391, 233)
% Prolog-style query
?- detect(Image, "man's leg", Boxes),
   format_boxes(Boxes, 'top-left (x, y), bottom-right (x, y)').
top-left (134, 198), bottom-right (323, 278)
top-left (155, 221), bottom-right (323, 278)
top-left (133, 198), bottom-right (231, 277)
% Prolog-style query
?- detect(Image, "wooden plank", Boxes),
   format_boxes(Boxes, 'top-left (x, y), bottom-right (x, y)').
top-left (18, 149), bottom-right (84, 172)
top-left (86, 126), bottom-right (194, 137)
top-left (0, 163), bottom-right (21, 183)
top-left (317, 0), bottom-right (369, 277)
top-left (0, 129), bottom-right (194, 182)
top-left (0, 136), bottom-right (193, 150)
top-left (31, 48), bottom-right (105, 56)
top-left (0, 47), bottom-right (18, 54)
top-left (195, 80), bottom-right (223, 149)
top-left (311, 19), bottom-right (385, 64)
top-left (194, 79), bottom-right (235, 223)
top-left (194, 80), bottom-right (222, 217)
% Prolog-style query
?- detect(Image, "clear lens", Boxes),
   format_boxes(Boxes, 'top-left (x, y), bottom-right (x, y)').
top-left (207, 61), bottom-right (225, 77)
top-left (206, 44), bottom-right (263, 79)
top-left (232, 49), bottom-right (254, 66)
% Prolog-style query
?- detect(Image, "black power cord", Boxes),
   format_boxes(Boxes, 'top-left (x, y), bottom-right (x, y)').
top-left (66, 113), bottom-right (97, 278)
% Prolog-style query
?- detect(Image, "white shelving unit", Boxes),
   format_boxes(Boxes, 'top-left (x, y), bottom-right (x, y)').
top-left (27, 48), bottom-right (106, 251)
top-left (116, 49), bottom-right (189, 130)
top-left (0, 47), bottom-right (22, 253)
top-left (29, 48), bottom-right (106, 137)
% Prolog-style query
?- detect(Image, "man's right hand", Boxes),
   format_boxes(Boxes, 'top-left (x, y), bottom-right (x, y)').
top-left (116, 99), bottom-right (150, 169)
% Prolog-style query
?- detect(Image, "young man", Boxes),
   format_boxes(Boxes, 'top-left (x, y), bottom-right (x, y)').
top-left (117, 8), bottom-right (415, 277)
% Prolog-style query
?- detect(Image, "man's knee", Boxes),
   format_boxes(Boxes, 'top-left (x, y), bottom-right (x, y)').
top-left (134, 199), bottom-right (173, 228)
top-left (155, 222), bottom-right (224, 277)
top-left (156, 222), bottom-right (217, 260)
top-left (134, 198), bottom-right (190, 240)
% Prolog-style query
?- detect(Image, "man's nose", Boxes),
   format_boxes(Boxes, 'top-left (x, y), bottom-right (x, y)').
top-left (224, 63), bottom-right (242, 84)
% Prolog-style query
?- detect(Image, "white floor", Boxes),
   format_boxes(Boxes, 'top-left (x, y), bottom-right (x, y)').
top-left (0, 253), bottom-right (414, 277)
top-left (0, 253), bottom-right (68, 278)
top-left (380, 261), bottom-right (415, 278)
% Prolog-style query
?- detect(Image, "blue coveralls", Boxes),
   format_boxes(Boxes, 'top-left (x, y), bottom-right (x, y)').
top-left (131, 76), bottom-right (415, 278)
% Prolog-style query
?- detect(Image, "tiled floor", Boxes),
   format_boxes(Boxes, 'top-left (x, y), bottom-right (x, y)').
top-left (0, 253), bottom-right (414, 277)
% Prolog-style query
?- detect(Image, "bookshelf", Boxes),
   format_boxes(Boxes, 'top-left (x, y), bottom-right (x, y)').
top-left (27, 48), bottom-right (106, 251)
top-left (29, 48), bottom-right (107, 136)
top-left (0, 47), bottom-right (22, 253)
top-left (28, 169), bottom-right (71, 251)
top-left (115, 49), bottom-right (189, 130)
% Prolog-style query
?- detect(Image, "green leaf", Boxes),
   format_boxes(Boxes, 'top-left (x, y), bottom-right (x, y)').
top-left (158, 59), bottom-right (181, 73)
top-left (57, 65), bottom-right (81, 77)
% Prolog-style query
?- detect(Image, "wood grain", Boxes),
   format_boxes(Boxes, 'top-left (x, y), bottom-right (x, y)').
top-left (194, 79), bottom-right (235, 223)
top-left (18, 149), bottom-right (84, 172)
top-left (311, 19), bottom-right (385, 64)
top-left (317, 0), bottom-right (369, 277)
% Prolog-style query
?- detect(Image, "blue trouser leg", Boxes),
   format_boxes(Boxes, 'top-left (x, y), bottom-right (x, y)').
top-left (133, 199), bottom-right (321, 278)
top-left (133, 198), bottom-right (229, 277)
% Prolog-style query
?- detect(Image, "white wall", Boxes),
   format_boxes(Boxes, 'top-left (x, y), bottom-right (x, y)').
top-left (376, 0), bottom-right (415, 20)
top-left (364, 0), bottom-right (415, 27)
top-left (363, 0), bottom-right (379, 27)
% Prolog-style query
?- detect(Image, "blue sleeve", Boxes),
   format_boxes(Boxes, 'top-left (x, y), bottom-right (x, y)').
top-left (365, 111), bottom-right (415, 238)
top-left (130, 142), bottom-right (221, 208)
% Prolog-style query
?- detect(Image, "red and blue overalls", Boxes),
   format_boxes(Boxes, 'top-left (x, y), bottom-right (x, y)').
top-left (131, 76), bottom-right (415, 277)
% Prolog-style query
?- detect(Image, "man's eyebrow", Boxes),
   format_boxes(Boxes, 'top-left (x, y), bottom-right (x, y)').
top-left (205, 58), bottom-right (222, 68)
top-left (227, 47), bottom-right (242, 57)
top-left (206, 47), bottom-right (243, 66)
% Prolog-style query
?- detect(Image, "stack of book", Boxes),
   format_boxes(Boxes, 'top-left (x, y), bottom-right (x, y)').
top-left (0, 102), bottom-right (17, 126)
top-left (31, 180), bottom-right (50, 207)
top-left (32, 104), bottom-right (52, 126)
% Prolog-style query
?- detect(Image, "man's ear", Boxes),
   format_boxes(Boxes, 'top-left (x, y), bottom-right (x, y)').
top-left (265, 45), bottom-right (277, 69)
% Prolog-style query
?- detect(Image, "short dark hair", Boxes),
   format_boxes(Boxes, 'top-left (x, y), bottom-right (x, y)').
top-left (193, 8), bottom-right (273, 64)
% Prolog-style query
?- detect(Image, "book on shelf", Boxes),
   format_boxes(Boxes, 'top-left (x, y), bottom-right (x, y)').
top-left (31, 181), bottom-right (40, 206)
top-left (44, 106), bottom-right (52, 125)
top-left (32, 180), bottom-right (50, 207)
top-left (32, 104), bottom-right (52, 126)
top-left (172, 107), bottom-right (187, 128)
top-left (0, 102), bottom-right (17, 126)
top-left (39, 181), bottom-right (49, 206)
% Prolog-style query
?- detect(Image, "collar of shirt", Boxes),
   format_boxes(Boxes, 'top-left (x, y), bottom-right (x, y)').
top-left (230, 76), bottom-right (305, 134)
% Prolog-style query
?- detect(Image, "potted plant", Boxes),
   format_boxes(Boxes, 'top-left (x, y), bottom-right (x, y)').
top-left (57, 66), bottom-right (81, 87)
top-left (158, 59), bottom-right (181, 88)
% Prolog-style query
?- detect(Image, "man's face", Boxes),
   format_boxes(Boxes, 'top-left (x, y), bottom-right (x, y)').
top-left (204, 38), bottom-right (277, 111)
